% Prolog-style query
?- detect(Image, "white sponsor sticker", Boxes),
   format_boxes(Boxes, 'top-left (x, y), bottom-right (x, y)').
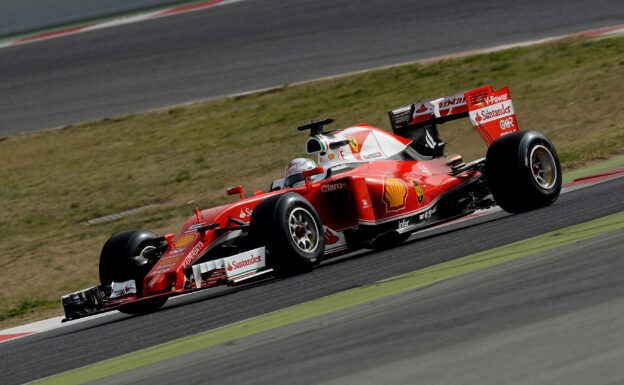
top-left (110, 280), bottom-right (137, 299)
top-left (323, 226), bottom-right (347, 252)
top-left (321, 182), bottom-right (347, 193)
top-left (224, 247), bottom-right (266, 280)
top-left (470, 100), bottom-right (515, 125)
top-left (239, 207), bottom-right (253, 219)
top-left (499, 116), bottom-right (515, 130)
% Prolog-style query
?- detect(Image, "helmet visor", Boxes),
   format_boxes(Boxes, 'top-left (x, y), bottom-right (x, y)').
top-left (285, 173), bottom-right (304, 187)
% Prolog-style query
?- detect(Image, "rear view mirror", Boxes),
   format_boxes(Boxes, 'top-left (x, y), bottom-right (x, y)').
top-left (302, 165), bottom-right (324, 179)
top-left (226, 185), bottom-right (245, 200)
top-left (302, 166), bottom-right (324, 189)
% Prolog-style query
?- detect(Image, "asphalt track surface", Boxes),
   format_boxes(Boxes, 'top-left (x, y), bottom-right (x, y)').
top-left (1, 0), bottom-right (624, 136)
top-left (94, 229), bottom-right (624, 385)
top-left (1, 176), bottom-right (622, 384)
top-left (0, 0), bottom-right (183, 37)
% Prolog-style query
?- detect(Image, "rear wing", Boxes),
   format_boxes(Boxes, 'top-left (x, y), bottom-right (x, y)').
top-left (388, 85), bottom-right (519, 146)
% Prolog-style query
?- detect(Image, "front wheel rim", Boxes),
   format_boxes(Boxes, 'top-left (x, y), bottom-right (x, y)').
top-left (530, 144), bottom-right (557, 189)
top-left (288, 207), bottom-right (319, 253)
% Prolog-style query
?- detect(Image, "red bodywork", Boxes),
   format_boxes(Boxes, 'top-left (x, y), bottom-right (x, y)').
top-left (141, 127), bottom-right (479, 297)
top-left (63, 85), bottom-right (518, 319)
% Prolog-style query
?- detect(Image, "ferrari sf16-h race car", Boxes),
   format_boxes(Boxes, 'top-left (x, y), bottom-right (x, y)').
top-left (62, 85), bottom-right (562, 321)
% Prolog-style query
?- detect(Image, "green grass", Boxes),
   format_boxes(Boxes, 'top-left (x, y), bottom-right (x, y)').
top-left (562, 156), bottom-right (624, 184)
top-left (0, 300), bottom-right (58, 322)
top-left (1, 35), bottom-right (624, 328)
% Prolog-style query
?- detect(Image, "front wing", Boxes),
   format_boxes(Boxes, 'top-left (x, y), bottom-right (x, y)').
top-left (61, 246), bottom-right (271, 321)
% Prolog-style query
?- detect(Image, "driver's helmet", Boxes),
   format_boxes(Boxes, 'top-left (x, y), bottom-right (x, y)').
top-left (284, 158), bottom-right (316, 187)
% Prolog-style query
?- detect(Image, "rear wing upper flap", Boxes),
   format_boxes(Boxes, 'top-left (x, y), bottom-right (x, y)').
top-left (388, 90), bottom-right (468, 131)
top-left (388, 85), bottom-right (520, 146)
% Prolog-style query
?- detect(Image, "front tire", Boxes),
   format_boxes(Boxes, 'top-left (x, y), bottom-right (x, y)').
top-left (99, 230), bottom-right (168, 314)
top-left (485, 130), bottom-right (562, 214)
top-left (250, 193), bottom-right (324, 276)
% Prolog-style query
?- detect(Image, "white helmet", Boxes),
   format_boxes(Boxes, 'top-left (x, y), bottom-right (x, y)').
top-left (284, 158), bottom-right (316, 187)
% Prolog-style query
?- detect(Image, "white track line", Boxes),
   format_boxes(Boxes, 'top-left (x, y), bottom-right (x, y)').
top-left (0, 2), bottom-right (621, 50)
top-left (0, 0), bottom-right (247, 49)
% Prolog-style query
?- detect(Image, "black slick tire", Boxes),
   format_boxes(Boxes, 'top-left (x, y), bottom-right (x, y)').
top-left (249, 193), bottom-right (324, 277)
top-left (485, 130), bottom-right (562, 214)
top-left (99, 229), bottom-right (168, 314)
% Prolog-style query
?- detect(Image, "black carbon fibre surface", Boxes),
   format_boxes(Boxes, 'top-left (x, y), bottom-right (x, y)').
top-left (1, 176), bottom-right (622, 384)
top-left (1, 0), bottom-right (623, 135)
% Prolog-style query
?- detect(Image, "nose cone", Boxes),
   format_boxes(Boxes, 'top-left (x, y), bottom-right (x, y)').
top-left (145, 274), bottom-right (174, 295)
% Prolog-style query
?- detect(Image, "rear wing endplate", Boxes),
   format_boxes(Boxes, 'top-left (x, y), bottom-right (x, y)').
top-left (388, 85), bottom-right (519, 146)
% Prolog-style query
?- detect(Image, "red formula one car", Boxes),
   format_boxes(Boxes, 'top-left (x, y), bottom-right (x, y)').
top-left (62, 85), bottom-right (562, 320)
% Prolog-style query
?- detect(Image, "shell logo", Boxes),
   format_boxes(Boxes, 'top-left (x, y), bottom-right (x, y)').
top-left (173, 233), bottom-right (196, 248)
top-left (383, 177), bottom-right (407, 212)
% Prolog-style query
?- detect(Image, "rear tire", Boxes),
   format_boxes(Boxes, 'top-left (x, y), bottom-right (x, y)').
top-left (99, 230), bottom-right (168, 314)
top-left (250, 193), bottom-right (324, 276)
top-left (485, 130), bottom-right (562, 214)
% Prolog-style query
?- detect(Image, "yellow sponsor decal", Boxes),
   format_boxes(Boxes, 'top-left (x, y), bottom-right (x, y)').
top-left (410, 180), bottom-right (425, 205)
top-left (348, 137), bottom-right (359, 153)
top-left (158, 257), bottom-right (179, 266)
top-left (173, 233), bottom-right (196, 248)
top-left (383, 177), bottom-right (407, 212)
